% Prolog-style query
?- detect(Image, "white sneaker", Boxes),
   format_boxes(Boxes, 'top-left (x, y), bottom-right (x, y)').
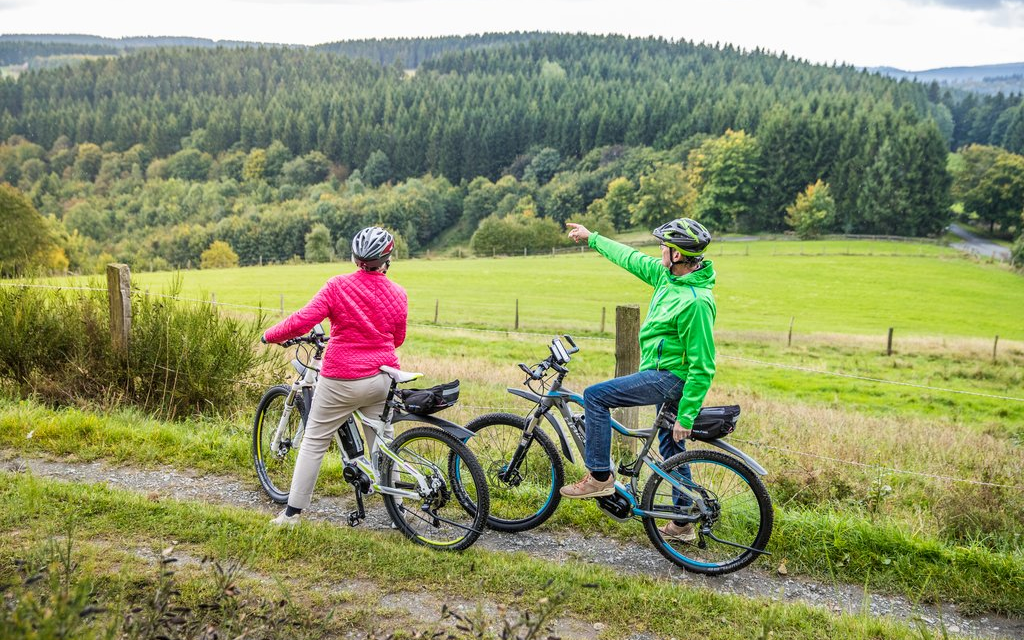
top-left (269, 509), bottom-right (300, 527)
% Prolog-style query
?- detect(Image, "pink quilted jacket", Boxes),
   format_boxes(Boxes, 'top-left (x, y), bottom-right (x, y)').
top-left (264, 270), bottom-right (408, 379)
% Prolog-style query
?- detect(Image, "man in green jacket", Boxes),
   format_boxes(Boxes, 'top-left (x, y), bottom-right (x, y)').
top-left (560, 218), bottom-right (716, 542)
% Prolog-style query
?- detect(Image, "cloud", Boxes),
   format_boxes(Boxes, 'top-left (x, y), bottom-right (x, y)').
top-left (906, 0), bottom-right (1022, 9)
top-left (233, 0), bottom-right (427, 4)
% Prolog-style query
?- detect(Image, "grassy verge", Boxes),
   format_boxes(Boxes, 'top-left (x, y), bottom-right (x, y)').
top-left (2, 398), bottom-right (1022, 616)
top-left (0, 471), bottom-right (976, 639)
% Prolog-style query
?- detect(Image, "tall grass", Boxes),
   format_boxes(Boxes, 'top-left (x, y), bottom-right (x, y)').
top-left (0, 283), bottom-right (275, 418)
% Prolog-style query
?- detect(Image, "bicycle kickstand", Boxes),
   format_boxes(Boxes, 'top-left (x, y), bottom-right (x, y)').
top-left (348, 490), bottom-right (366, 527)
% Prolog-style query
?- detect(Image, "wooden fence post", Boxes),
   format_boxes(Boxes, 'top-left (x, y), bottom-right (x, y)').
top-left (434, 299), bottom-right (439, 324)
top-left (993, 335), bottom-right (999, 363)
top-left (106, 264), bottom-right (131, 355)
top-left (279, 294), bottom-right (284, 314)
top-left (614, 304), bottom-right (641, 434)
top-left (788, 316), bottom-right (794, 347)
top-left (600, 306), bottom-right (606, 334)
top-left (514, 299), bottom-right (519, 330)
top-left (887, 327), bottom-right (894, 356)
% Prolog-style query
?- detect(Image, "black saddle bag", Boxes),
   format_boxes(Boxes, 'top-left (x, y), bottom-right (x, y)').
top-left (690, 405), bottom-right (740, 441)
top-left (396, 380), bottom-right (460, 415)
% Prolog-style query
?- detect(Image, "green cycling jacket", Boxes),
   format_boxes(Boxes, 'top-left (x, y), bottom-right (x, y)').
top-left (589, 233), bottom-right (717, 428)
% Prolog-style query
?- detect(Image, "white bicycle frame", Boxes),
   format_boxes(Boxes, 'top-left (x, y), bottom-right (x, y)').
top-left (268, 350), bottom-right (435, 501)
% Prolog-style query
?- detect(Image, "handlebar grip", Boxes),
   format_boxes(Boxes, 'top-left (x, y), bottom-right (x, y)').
top-left (563, 334), bottom-right (579, 353)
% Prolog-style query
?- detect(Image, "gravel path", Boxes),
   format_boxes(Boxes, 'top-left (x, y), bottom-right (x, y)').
top-left (3, 451), bottom-right (1021, 640)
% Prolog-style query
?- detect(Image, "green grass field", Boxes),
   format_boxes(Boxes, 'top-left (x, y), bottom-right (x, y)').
top-left (98, 239), bottom-right (1024, 341)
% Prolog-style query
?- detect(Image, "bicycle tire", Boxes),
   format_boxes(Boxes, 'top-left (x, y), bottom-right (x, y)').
top-left (641, 449), bottom-right (773, 576)
top-left (380, 426), bottom-right (489, 551)
top-left (252, 385), bottom-right (306, 504)
top-left (460, 412), bottom-right (564, 532)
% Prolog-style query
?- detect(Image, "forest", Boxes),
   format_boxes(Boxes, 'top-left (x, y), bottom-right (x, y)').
top-left (0, 33), bottom-right (1022, 274)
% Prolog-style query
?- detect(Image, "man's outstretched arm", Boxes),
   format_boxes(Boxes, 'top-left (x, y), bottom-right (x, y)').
top-left (566, 222), bottom-right (661, 286)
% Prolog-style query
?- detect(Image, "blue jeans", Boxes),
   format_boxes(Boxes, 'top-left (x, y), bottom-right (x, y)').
top-left (582, 369), bottom-right (686, 472)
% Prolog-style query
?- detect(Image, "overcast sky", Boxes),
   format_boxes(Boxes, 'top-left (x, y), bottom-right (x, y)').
top-left (2, 0), bottom-right (1023, 70)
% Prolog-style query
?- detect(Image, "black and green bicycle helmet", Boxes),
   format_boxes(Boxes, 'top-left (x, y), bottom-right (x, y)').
top-left (652, 218), bottom-right (712, 258)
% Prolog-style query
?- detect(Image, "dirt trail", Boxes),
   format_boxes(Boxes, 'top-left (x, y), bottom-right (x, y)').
top-left (3, 451), bottom-right (1021, 640)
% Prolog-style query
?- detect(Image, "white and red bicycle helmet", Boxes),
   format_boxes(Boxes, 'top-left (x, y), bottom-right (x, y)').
top-left (351, 226), bottom-right (395, 270)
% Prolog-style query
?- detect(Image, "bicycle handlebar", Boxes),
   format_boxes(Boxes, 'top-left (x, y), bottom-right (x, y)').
top-left (277, 332), bottom-right (330, 348)
top-left (517, 334), bottom-right (578, 382)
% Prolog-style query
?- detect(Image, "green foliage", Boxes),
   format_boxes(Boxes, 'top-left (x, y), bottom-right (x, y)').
top-left (857, 117), bottom-right (952, 236)
top-left (242, 148), bottom-right (266, 182)
top-left (954, 145), bottom-right (1024, 234)
top-left (163, 147), bottom-right (213, 181)
top-left (1011, 232), bottom-right (1024, 269)
top-left (600, 176), bottom-right (636, 230)
top-left (523, 147), bottom-right (561, 185)
top-left (470, 209), bottom-right (569, 256)
top-left (200, 240), bottom-right (239, 270)
top-left (0, 284), bottom-right (273, 417)
top-left (785, 180), bottom-right (835, 239)
top-left (282, 150), bottom-right (330, 186)
top-left (629, 163), bottom-right (692, 228)
top-left (0, 182), bottom-right (66, 276)
top-left (362, 149), bottom-right (392, 188)
top-left (304, 223), bottom-right (333, 262)
top-left (688, 129), bottom-right (763, 232)
top-left (71, 143), bottom-right (103, 181)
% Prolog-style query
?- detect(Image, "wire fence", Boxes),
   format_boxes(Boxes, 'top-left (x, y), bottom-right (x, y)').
top-left (2, 280), bottom-right (1023, 491)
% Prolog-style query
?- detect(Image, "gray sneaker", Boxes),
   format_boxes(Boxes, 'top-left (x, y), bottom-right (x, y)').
top-left (559, 472), bottom-right (616, 499)
top-left (269, 509), bottom-right (300, 527)
top-left (659, 521), bottom-right (697, 542)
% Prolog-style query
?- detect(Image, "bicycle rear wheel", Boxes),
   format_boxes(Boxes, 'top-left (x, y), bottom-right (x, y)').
top-left (641, 449), bottom-right (773, 576)
top-left (252, 385), bottom-right (306, 503)
top-left (380, 426), bottom-right (489, 551)
top-left (460, 412), bottom-right (564, 532)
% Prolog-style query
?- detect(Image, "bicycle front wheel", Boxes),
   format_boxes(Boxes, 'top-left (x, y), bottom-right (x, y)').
top-left (461, 412), bottom-right (564, 532)
top-left (252, 385), bottom-right (306, 503)
top-left (641, 449), bottom-right (773, 576)
top-left (380, 426), bottom-right (489, 551)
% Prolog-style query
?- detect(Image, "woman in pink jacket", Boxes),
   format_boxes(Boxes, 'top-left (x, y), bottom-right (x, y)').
top-left (262, 226), bottom-right (408, 526)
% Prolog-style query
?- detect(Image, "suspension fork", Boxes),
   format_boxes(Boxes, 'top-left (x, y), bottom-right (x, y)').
top-left (271, 383), bottom-right (313, 455)
top-left (500, 399), bottom-right (555, 483)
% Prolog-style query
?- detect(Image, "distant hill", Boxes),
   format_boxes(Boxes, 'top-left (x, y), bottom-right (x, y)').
top-left (0, 34), bottom-right (291, 49)
top-left (871, 62), bottom-right (1024, 95)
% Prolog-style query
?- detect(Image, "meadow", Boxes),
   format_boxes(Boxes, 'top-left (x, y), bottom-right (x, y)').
top-left (4, 238), bottom-right (1024, 634)
top-left (113, 239), bottom-right (1024, 340)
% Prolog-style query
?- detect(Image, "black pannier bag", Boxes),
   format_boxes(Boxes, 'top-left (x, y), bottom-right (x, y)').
top-left (690, 405), bottom-right (740, 441)
top-left (396, 380), bottom-right (460, 415)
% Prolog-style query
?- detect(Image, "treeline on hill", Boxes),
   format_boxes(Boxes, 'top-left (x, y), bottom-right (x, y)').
top-left (0, 34), bottom-right (1022, 274)
top-left (0, 42), bottom-right (120, 66)
top-left (314, 32), bottom-right (552, 68)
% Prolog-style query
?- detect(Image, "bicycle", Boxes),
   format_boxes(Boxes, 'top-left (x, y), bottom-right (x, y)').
top-left (461, 335), bottom-right (773, 575)
top-left (252, 325), bottom-right (490, 551)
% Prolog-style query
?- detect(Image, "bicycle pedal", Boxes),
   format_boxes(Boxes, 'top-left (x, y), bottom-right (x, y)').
top-left (347, 511), bottom-right (363, 527)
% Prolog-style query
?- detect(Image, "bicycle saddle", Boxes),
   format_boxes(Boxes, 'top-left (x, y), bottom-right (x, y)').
top-left (379, 365), bottom-right (423, 383)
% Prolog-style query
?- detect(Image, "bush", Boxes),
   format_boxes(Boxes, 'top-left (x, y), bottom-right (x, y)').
top-left (0, 283), bottom-right (274, 418)
top-left (200, 240), bottom-right (239, 269)
top-left (786, 180), bottom-right (835, 240)
top-left (1012, 234), bottom-right (1024, 269)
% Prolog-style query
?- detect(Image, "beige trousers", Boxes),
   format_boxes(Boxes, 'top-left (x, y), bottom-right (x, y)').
top-left (288, 373), bottom-right (392, 510)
